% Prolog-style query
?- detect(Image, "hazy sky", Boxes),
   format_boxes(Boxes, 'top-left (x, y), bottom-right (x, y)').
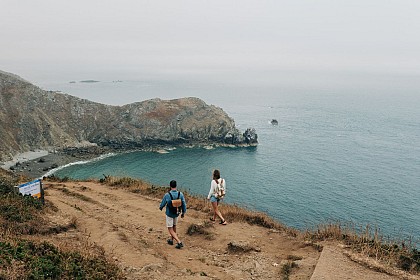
top-left (1, 0), bottom-right (420, 87)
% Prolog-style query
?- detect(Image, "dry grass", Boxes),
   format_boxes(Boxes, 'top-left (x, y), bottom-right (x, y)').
top-left (42, 174), bottom-right (420, 277)
top-left (0, 170), bottom-right (124, 279)
top-left (227, 241), bottom-right (259, 253)
top-left (305, 223), bottom-right (420, 275)
top-left (98, 175), bottom-right (295, 234)
top-left (0, 192), bottom-right (45, 235)
top-left (280, 260), bottom-right (298, 280)
top-left (287, 255), bottom-right (303, 261)
top-left (41, 217), bottom-right (77, 235)
top-left (98, 175), bottom-right (419, 276)
top-left (57, 187), bottom-right (95, 203)
top-left (186, 221), bottom-right (215, 240)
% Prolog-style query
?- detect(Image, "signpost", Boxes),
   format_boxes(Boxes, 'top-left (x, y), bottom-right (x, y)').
top-left (15, 179), bottom-right (44, 204)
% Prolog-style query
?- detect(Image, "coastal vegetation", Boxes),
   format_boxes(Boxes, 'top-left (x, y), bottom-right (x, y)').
top-left (88, 175), bottom-right (420, 275)
top-left (0, 169), bottom-right (124, 279)
top-left (305, 223), bottom-right (419, 275)
top-left (95, 175), bottom-right (293, 233)
top-left (0, 168), bottom-right (418, 278)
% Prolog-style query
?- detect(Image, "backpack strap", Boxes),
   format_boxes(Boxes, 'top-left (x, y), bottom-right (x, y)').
top-left (168, 191), bottom-right (180, 200)
top-left (214, 179), bottom-right (223, 185)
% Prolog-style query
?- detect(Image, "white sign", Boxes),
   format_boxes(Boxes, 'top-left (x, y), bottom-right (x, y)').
top-left (17, 179), bottom-right (42, 198)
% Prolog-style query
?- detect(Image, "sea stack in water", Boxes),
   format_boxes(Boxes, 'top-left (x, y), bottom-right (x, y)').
top-left (271, 119), bottom-right (278, 125)
top-left (0, 70), bottom-right (257, 161)
top-left (223, 128), bottom-right (258, 146)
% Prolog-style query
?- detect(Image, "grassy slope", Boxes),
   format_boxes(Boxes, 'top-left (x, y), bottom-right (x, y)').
top-left (97, 175), bottom-right (420, 276)
top-left (0, 169), bottom-right (124, 279)
top-left (0, 170), bottom-right (418, 278)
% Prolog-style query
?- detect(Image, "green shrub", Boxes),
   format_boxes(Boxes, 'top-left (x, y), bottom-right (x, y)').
top-left (0, 173), bottom-right (16, 194)
top-left (0, 240), bottom-right (123, 279)
top-left (0, 194), bottom-right (43, 223)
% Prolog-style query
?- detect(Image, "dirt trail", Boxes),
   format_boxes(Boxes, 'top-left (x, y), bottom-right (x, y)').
top-left (43, 181), bottom-right (408, 280)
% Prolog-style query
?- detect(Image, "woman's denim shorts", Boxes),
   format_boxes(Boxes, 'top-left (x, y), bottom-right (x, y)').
top-left (210, 195), bottom-right (219, 203)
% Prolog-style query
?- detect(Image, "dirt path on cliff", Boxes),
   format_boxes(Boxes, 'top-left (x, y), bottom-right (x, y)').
top-left (42, 181), bottom-right (407, 280)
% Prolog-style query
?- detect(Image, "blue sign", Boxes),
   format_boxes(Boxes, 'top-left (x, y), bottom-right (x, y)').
top-left (17, 179), bottom-right (42, 198)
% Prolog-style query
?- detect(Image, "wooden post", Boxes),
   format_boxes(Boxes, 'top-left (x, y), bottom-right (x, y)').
top-left (40, 180), bottom-right (45, 205)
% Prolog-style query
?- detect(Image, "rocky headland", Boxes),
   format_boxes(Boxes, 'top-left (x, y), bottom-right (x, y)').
top-left (0, 70), bottom-right (257, 173)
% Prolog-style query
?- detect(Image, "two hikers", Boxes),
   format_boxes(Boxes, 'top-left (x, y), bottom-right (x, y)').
top-left (160, 170), bottom-right (227, 249)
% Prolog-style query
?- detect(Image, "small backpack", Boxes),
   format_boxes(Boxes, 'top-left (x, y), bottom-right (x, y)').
top-left (168, 191), bottom-right (182, 215)
top-left (214, 179), bottom-right (225, 199)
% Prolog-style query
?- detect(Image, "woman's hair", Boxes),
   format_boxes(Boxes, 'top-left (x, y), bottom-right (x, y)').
top-left (213, 169), bottom-right (221, 180)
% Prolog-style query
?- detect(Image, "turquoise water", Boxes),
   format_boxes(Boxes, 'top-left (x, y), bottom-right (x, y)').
top-left (51, 80), bottom-right (420, 240)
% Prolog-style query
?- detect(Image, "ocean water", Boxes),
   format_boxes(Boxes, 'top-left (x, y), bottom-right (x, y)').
top-left (47, 78), bottom-right (420, 241)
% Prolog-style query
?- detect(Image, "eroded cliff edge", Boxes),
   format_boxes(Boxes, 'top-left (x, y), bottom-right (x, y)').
top-left (0, 70), bottom-right (257, 161)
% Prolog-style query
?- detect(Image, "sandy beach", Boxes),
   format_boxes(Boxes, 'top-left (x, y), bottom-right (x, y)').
top-left (1, 150), bottom-right (49, 169)
top-left (0, 144), bottom-right (202, 180)
top-left (0, 147), bottom-right (110, 179)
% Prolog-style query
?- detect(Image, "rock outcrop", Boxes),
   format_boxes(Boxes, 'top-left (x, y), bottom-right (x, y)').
top-left (0, 70), bottom-right (257, 161)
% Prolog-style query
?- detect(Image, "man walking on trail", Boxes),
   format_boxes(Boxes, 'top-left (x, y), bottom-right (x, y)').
top-left (159, 180), bottom-right (187, 249)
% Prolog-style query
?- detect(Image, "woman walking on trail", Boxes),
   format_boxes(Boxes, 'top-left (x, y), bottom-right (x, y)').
top-left (207, 169), bottom-right (227, 225)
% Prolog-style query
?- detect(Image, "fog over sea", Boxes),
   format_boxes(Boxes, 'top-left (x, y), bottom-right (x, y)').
top-left (43, 73), bottom-right (420, 241)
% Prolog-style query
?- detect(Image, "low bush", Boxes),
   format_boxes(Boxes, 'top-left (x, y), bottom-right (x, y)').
top-left (0, 169), bottom-right (45, 236)
top-left (186, 222), bottom-right (214, 240)
top-left (280, 260), bottom-right (298, 280)
top-left (0, 239), bottom-right (124, 279)
top-left (0, 170), bottom-right (124, 279)
top-left (0, 169), bottom-right (20, 195)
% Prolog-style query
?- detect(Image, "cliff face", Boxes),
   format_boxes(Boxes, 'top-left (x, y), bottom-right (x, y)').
top-left (0, 70), bottom-right (257, 161)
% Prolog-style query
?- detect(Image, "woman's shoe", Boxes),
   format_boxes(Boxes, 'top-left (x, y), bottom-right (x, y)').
top-left (210, 217), bottom-right (216, 222)
top-left (219, 220), bottom-right (227, 225)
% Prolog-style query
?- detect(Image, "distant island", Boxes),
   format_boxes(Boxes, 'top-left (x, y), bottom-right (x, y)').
top-left (69, 80), bottom-right (122, 84)
top-left (79, 80), bottom-right (100, 83)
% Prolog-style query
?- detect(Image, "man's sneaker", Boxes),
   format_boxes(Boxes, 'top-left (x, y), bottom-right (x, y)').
top-left (175, 242), bottom-right (184, 249)
top-left (167, 239), bottom-right (174, 245)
